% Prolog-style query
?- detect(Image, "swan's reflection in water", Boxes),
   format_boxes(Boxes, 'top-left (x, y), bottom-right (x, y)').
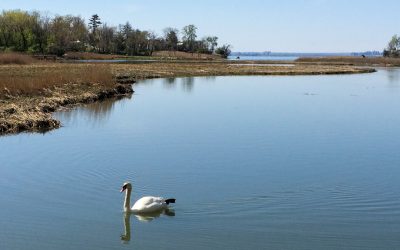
top-left (121, 209), bottom-right (175, 244)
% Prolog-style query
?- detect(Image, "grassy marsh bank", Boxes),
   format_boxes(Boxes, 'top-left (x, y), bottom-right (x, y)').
top-left (112, 62), bottom-right (375, 79)
top-left (0, 61), bottom-right (375, 136)
top-left (296, 56), bottom-right (400, 67)
top-left (0, 63), bottom-right (133, 135)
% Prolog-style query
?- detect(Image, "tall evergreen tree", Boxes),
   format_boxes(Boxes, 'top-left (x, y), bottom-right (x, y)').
top-left (88, 14), bottom-right (101, 33)
top-left (88, 14), bottom-right (101, 51)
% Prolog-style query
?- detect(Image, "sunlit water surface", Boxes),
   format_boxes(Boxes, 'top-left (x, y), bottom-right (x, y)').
top-left (1, 69), bottom-right (400, 249)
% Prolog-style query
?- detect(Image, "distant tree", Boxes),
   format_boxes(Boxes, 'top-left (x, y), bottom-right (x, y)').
top-left (1, 10), bottom-right (37, 51)
top-left (121, 22), bottom-right (132, 39)
top-left (120, 22), bottom-right (133, 55)
top-left (384, 35), bottom-right (400, 57)
top-left (135, 30), bottom-right (150, 55)
top-left (182, 24), bottom-right (197, 52)
top-left (0, 12), bottom-right (12, 48)
top-left (206, 36), bottom-right (218, 53)
top-left (48, 16), bottom-right (71, 55)
top-left (147, 31), bottom-right (157, 55)
top-left (98, 23), bottom-right (115, 53)
top-left (31, 12), bottom-right (50, 53)
top-left (163, 27), bottom-right (178, 51)
top-left (69, 16), bottom-right (87, 51)
top-left (197, 38), bottom-right (211, 54)
top-left (389, 35), bottom-right (399, 51)
top-left (0, 9), bottom-right (229, 57)
top-left (215, 44), bottom-right (232, 59)
top-left (113, 29), bottom-right (126, 54)
top-left (45, 15), bottom-right (86, 55)
top-left (88, 14), bottom-right (101, 33)
top-left (88, 14), bottom-right (101, 50)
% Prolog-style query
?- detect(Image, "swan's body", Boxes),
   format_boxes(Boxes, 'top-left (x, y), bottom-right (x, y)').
top-left (131, 196), bottom-right (168, 213)
top-left (120, 182), bottom-right (175, 213)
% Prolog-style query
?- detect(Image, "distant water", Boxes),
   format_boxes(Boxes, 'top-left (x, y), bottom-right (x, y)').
top-left (1, 68), bottom-right (400, 249)
top-left (228, 55), bottom-right (299, 61)
top-left (228, 52), bottom-right (381, 61)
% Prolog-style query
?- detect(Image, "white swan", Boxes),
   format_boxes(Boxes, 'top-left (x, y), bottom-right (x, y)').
top-left (120, 182), bottom-right (176, 213)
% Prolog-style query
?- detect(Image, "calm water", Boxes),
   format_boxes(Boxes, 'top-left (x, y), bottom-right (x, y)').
top-left (228, 55), bottom-right (298, 61)
top-left (1, 69), bottom-right (400, 249)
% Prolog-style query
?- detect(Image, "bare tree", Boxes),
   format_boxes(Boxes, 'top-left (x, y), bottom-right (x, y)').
top-left (147, 31), bottom-right (157, 55)
top-left (206, 36), bottom-right (218, 53)
top-left (98, 23), bottom-right (115, 53)
top-left (182, 24), bottom-right (197, 52)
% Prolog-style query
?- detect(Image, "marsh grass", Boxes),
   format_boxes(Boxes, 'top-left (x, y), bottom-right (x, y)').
top-left (63, 52), bottom-right (128, 60)
top-left (296, 56), bottom-right (400, 66)
top-left (0, 52), bottom-right (37, 65)
top-left (152, 51), bottom-right (222, 60)
top-left (0, 64), bottom-right (115, 97)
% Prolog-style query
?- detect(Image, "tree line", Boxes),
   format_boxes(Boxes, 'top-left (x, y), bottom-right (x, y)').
top-left (384, 35), bottom-right (400, 57)
top-left (0, 10), bottom-right (232, 58)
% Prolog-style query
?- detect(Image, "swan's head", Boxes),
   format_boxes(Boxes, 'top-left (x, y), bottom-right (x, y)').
top-left (120, 182), bottom-right (132, 193)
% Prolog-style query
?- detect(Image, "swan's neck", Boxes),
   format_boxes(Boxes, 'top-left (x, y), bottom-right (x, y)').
top-left (124, 188), bottom-right (132, 212)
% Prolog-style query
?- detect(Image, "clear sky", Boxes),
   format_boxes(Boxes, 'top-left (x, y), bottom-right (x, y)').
top-left (1, 0), bottom-right (399, 52)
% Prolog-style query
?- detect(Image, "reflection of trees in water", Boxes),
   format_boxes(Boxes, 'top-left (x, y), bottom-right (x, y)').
top-left (57, 95), bottom-right (132, 127)
top-left (203, 76), bottom-right (216, 82)
top-left (136, 76), bottom-right (217, 93)
top-left (181, 76), bottom-right (216, 92)
top-left (135, 78), bottom-right (156, 87)
top-left (386, 68), bottom-right (400, 86)
top-left (163, 78), bottom-right (177, 89)
top-left (182, 77), bottom-right (195, 92)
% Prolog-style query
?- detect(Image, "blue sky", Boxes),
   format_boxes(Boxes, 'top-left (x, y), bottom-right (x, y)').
top-left (1, 0), bottom-right (399, 52)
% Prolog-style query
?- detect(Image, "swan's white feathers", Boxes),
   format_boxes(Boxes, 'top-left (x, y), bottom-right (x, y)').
top-left (122, 182), bottom-right (174, 213)
top-left (131, 196), bottom-right (167, 213)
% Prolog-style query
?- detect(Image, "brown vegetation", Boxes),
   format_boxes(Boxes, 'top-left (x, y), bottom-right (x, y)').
top-left (0, 63), bottom-right (133, 135)
top-left (152, 51), bottom-right (222, 60)
top-left (111, 61), bottom-right (375, 80)
top-left (296, 56), bottom-right (400, 66)
top-left (0, 52), bottom-right (37, 65)
top-left (63, 52), bottom-right (128, 60)
top-left (0, 64), bottom-right (115, 97)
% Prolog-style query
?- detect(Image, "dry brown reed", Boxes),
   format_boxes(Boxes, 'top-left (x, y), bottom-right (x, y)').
top-left (63, 52), bottom-right (127, 60)
top-left (0, 64), bottom-right (115, 97)
top-left (296, 56), bottom-right (400, 66)
top-left (152, 51), bottom-right (222, 60)
top-left (0, 52), bottom-right (37, 65)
